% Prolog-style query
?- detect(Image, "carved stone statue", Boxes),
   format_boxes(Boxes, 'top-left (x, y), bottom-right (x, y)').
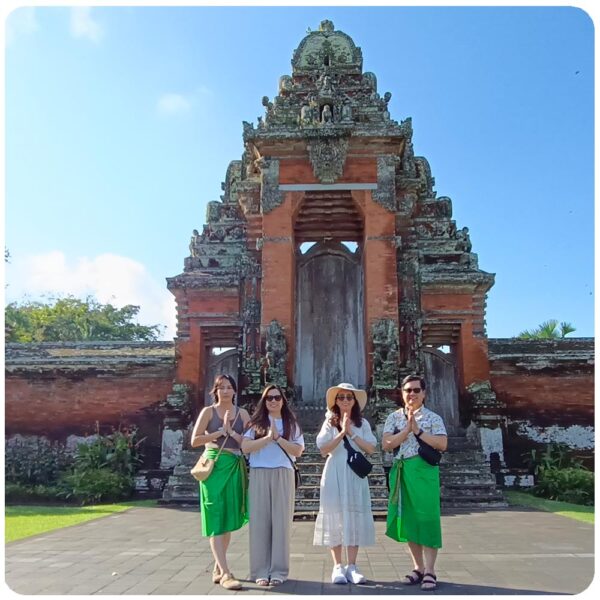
top-left (371, 318), bottom-right (399, 389)
top-left (265, 320), bottom-right (287, 387)
top-left (456, 227), bottom-right (472, 252)
top-left (321, 104), bottom-right (333, 123)
top-left (341, 103), bottom-right (352, 122)
top-left (300, 104), bottom-right (312, 125)
top-left (189, 229), bottom-right (200, 257)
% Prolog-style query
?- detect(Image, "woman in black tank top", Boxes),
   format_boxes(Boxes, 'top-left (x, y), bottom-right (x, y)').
top-left (190, 374), bottom-right (250, 590)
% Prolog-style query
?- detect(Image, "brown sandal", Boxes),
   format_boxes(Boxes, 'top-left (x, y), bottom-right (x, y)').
top-left (220, 573), bottom-right (242, 590)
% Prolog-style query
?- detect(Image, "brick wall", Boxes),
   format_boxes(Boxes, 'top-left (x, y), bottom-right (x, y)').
top-left (488, 338), bottom-right (594, 466)
top-left (5, 342), bottom-right (176, 442)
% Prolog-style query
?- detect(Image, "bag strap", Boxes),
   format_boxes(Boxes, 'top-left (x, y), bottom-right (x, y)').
top-left (342, 435), bottom-right (355, 454)
top-left (275, 439), bottom-right (298, 471)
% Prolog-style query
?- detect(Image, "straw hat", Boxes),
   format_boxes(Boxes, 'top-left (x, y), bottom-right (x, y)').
top-left (325, 383), bottom-right (368, 411)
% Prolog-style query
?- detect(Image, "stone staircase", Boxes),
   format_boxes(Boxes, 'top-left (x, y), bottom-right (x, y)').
top-left (161, 430), bottom-right (506, 514)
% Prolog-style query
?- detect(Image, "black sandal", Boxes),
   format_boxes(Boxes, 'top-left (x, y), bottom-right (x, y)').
top-left (421, 572), bottom-right (437, 591)
top-left (402, 569), bottom-right (424, 585)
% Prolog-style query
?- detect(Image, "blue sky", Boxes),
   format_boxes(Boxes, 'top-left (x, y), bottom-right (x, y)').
top-left (4, 5), bottom-right (595, 340)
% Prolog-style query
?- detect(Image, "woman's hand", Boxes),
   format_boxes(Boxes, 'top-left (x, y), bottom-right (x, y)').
top-left (269, 417), bottom-right (280, 441)
top-left (222, 410), bottom-right (232, 434)
top-left (341, 414), bottom-right (352, 436)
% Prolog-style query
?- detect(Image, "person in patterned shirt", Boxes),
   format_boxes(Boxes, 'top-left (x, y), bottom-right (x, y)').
top-left (382, 374), bottom-right (448, 591)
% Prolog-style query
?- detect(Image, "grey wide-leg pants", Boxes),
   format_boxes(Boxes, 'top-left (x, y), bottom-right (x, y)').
top-left (248, 467), bottom-right (295, 581)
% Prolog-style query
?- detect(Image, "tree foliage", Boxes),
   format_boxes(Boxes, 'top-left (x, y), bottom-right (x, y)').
top-left (5, 295), bottom-right (162, 342)
top-left (517, 319), bottom-right (576, 340)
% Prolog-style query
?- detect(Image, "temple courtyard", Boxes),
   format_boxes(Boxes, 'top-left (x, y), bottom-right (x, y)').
top-left (5, 504), bottom-right (593, 595)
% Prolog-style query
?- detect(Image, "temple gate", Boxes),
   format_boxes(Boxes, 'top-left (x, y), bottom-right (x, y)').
top-left (167, 20), bottom-right (503, 459)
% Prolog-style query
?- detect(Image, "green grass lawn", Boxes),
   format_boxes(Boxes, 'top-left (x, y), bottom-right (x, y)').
top-left (5, 500), bottom-right (158, 543)
top-left (505, 490), bottom-right (594, 524)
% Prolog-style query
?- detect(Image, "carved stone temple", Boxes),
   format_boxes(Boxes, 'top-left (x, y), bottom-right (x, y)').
top-left (167, 20), bottom-right (503, 458)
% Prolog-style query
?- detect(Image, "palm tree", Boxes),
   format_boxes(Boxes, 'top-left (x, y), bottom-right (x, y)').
top-left (518, 320), bottom-right (576, 340)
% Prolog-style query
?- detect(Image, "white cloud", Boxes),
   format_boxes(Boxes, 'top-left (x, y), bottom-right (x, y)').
top-left (6, 7), bottom-right (39, 47)
top-left (5, 251), bottom-right (176, 340)
top-left (156, 93), bottom-right (192, 116)
top-left (70, 7), bottom-right (104, 44)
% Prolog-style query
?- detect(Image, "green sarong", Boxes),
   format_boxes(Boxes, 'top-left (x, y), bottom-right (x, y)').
top-left (199, 449), bottom-right (248, 537)
top-left (385, 455), bottom-right (442, 548)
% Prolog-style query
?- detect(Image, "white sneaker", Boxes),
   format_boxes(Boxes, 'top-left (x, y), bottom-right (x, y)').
top-left (345, 564), bottom-right (366, 584)
top-left (331, 564), bottom-right (348, 584)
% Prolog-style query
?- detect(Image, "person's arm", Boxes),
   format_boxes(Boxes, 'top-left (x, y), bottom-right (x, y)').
top-left (318, 415), bottom-right (351, 456)
top-left (190, 407), bottom-right (225, 448)
top-left (276, 435), bottom-right (303, 457)
top-left (223, 408), bottom-right (247, 447)
top-left (382, 413), bottom-right (412, 452)
top-left (417, 431), bottom-right (448, 451)
top-left (241, 428), bottom-right (274, 454)
top-left (350, 421), bottom-right (377, 455)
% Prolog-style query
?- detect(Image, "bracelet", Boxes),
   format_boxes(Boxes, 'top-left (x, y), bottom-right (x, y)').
top-left (415, 429), bottom-right (424, 439)
top-left (350, 433), bottom-right (357, 441)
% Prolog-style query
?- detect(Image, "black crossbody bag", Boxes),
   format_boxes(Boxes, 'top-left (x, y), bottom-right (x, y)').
top-left (342, 436), bottom-right (373, 478)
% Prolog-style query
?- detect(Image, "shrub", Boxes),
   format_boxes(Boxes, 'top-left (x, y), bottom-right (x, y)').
top-left (5, 438), bottom-right (74, 486)
top-left (58, 468), bottom-right (134, 505)
top-left (533, 467), bottom-right (594, 506)
top-left (5, 483), bottom-right (64, 504)
top-left (74, 428), bottom-right (143, 476)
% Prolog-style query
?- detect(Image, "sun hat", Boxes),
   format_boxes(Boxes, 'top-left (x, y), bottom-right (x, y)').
top-left (325, 383), bottom-right (368, 411)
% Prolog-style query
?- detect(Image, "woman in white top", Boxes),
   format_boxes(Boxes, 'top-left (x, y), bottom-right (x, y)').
top-left (241, 385), bottom-right (304, 587)
top-left (313, 383), bottom-right (377, 585)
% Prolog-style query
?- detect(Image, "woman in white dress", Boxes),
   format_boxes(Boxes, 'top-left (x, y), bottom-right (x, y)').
top-left (313, 383), bottom-right (377, 585)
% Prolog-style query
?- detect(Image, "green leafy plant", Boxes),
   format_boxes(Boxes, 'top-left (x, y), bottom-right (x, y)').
top-left (533, 468), bottom-right (594, 506)
top-left (5, 483), bottom-right (64, 504)
top-left (523, 442), bottom-right (586, 477)
top-left (518, 319), bottom-right (576, 340)
top-left (58, 468), bottom-right (134, 505)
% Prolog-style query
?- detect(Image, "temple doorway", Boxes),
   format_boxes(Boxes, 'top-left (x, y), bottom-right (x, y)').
top-left (294, 242), bottom-right (366, 405)
top-left (203, 347), bottom-right (239, 404)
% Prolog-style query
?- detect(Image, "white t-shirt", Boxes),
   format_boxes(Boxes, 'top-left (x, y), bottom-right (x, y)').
top-left (243, 418), bottom-right (304, 469)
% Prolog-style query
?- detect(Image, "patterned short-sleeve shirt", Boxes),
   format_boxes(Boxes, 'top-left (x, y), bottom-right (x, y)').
top-left (382, 406), bottom-right (447, 459)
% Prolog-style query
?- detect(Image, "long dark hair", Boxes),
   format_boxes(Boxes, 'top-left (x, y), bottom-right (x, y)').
top-left (210, 374), bottom-right (237, 404)
top-left (246, 385), bottom-right (302, 441)
top-left (328, 393), bottom-right (363, 430)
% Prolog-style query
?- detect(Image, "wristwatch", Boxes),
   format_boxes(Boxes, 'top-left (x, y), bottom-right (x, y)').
top-left (415, 429), bottom-right (424, 438)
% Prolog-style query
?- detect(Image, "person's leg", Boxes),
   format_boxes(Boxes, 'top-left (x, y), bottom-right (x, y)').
top-left (345, 546), bottom-right (366, 584)
top-left (249, 469), bottom-right (271, 582)
top-left (402, 541), bottom-right (425, 584)
top-left (269, 468), bottom-right (294, 583)
top-left (421, 546), bottom-right (439, 590)
top-left (330, 546), bottom-right (347, 584)
top-left (210, 535), bottom-right (229, 575)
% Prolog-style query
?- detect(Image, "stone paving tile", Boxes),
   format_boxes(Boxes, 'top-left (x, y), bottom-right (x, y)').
top-left (5, 505), bottom-right (594, 595)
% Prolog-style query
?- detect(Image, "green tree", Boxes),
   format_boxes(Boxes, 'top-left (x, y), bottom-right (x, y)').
top-left (5, 295), bottom-right (163, 342)
top-left (517, 319), bottom-right (576, 340)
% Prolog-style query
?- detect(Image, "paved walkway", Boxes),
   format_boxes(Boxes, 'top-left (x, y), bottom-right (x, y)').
top-left (5, 505), bottom-right (594, 595)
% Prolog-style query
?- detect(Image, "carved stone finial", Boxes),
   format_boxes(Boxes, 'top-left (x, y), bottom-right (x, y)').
top-left (319, 20), bottom-right (334, 32)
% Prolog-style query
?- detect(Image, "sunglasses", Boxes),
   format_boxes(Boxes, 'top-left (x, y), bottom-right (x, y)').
top-left (336, 394), bottom-right (355, 401)
top-left (403, 387), bottom-right (422, 394)
top-left (266, 395), bottom-right (283, 402)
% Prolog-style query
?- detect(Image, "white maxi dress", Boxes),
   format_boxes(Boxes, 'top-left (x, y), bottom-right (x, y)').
top-left (312, 417), bottom-right (376, 547)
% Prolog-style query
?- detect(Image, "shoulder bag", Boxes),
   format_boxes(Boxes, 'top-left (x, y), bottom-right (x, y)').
top-left (416, 435), bottom-right (442, 466)
top-left (342, 435), bottom-right (373, 478)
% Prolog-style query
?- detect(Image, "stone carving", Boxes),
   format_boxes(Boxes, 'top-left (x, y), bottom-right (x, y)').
top-left (265, 320), bottom-right (287, 388)
top-left (321, 104), bottom-right (333, 123)
top-left (370, 318), bottom-right (399, 389)
top-left (307, 136), bottom-right (349, 183)
top-left (259, 158), bottom-right (283, 213)
top-left (372, 155), bottom-right (397, 211)
top-left (189, 229), bottom-right (200, 257)
top-left (341, 103), bottom-right (353, 122)
top-left (279, 75), bottom-right (293, 95)
top-left (456, 226), bottom-right (472, 252)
